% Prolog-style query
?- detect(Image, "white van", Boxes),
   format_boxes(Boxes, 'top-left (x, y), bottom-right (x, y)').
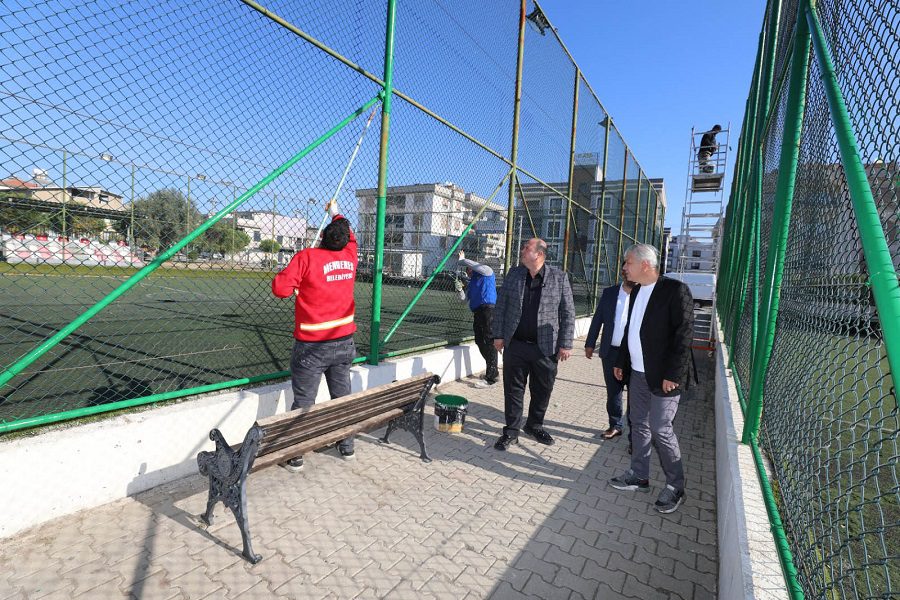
top-left (665, 272), bottom-right (716, 308)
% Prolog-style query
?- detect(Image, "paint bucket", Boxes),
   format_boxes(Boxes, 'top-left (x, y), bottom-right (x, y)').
top-left (434, 394), bottom-right (468, 433)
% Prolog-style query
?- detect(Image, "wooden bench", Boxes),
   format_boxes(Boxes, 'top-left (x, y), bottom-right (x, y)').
top-left (196, 372), bottom-right (440, 563)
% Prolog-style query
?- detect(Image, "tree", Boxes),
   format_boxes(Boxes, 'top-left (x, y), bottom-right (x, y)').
top-left (0, 206), bottom-right (48, 234)
top-left (114, 188), bottom-right (202, 253)
top-left (258, 239), bottom-right (281, 254)
top-left (197, 219), bottom-right (251, 254)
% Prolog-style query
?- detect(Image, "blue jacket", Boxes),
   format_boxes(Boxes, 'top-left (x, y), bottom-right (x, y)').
top-left (585, 284), bottom-right (620, 358)
top-left (467, 271), bottom-right (497, 311)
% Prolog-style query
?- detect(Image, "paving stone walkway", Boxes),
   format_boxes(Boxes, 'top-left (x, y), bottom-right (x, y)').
top-left (0, 343), bottom-right (717, 599)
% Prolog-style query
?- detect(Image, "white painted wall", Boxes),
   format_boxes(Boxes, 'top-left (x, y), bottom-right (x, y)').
top-left (0, 317), bottom-right (594, 539)
top-left (715, 315), bottom-right (789, 599)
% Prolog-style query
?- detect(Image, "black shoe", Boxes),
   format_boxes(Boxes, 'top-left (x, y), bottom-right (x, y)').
top-left (339, 447), bottom-right (355, 460)
top-left (281, 456), bottom-right (304, 472)
top-left (494, 434), bottom-right (518, 451)
top-left (522, 425), bottom-right (555, 446)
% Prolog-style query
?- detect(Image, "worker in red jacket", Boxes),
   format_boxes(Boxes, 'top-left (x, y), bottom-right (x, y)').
top-left (272, 200), bottom-right (358, 472)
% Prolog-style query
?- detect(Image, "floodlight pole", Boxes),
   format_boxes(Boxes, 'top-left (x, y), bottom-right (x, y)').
top-left (62, 150), bottom-right (66, 243)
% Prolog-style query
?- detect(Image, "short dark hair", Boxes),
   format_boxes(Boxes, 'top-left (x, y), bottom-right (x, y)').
top-left (712, 124), bottom-right (722, 131)
top-left (322, 217), bottom-right (350, 251)
top-left (534, 239), bottom-right (548, 256)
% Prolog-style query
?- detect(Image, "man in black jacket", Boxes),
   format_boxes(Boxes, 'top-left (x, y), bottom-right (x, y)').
top-left (609, 244), bottom-right (694, 514)
top-left (697, 124), bottom-right (721, 173)
top-left (584, 266), bottom-right (634, 441)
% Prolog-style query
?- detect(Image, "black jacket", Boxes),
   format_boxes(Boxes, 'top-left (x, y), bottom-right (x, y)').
top-left (699, 131), bottom-right (718, 154)
top-left (585, 284), bottom-right (620, 358)
top-left (615, 276), bottom-right (694, 396)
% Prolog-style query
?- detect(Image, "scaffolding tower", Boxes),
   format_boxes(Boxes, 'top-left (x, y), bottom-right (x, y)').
top-left (674, 124), bottom-right (730, 351)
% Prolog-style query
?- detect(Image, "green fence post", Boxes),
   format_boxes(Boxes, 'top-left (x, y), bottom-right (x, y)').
top-left (806, 2), bottom-right (900, 385)
top-left (729, 0), bottom-right (782, 352)
top-left (504, 0), bottom-right (527, 274)
top-left (367, 0), bottom-right (399, 365)
top-left (562, 66), bottom-right (579, 273)
top-left (743, 9), bottom-right (811, 444)
top-left (590, 115), bottom-right (612, 306)
top-left (615, 147), bottom-right (628, 267)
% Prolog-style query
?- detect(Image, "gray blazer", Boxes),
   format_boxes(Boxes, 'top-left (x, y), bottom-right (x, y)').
top-left (494, 264), bottom-right (575, 357)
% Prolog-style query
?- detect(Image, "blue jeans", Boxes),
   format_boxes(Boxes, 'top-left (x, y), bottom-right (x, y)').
top-left (290, 336), bottom-right (356, 452)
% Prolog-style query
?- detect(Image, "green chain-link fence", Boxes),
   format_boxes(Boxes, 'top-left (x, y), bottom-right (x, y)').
top-left (718, 0), bottom-right (899, 597)
top-left (0, 0), bottom-right (663, 434)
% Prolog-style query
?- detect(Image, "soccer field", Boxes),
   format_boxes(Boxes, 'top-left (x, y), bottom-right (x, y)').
top-left (0, 265), bottom-right (471, 427)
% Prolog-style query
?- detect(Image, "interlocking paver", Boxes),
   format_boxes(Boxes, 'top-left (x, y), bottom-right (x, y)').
top-left (0, 342), bottom-right (720, 599)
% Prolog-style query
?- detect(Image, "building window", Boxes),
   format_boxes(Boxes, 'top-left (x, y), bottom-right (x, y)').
top-left (253, 231), bottom-right (261, 242)
top-left (386, 194), bottom-right (405, 210)
top-left (691, 262), bottom-right (701, 269)
top-left (385, 213), bottom-right (404, 245)
top-left (276, 235), bottom-right (283, 245)
top-left (547, 243), bottom-right (561, 259)
top-left (414, 195), bottom-right (425, 209)
top-left (692, 250), bottom-right (702, 257)
top-left (546, 220), bottom-right (562, 239)
top-left (98, 194), bottom-right (110, 205)
top-left (547, 196), bottom-right (563, 215)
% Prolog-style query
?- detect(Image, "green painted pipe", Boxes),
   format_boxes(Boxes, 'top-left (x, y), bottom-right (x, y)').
top-left (0, 355), bottom-right (370, 435)
top-left (382, 169), bottom-right (513, 345)
top-left (730, 0), bottom-right (781, 350)
top-left (505, 0), bottom-right (527, 274)
top-left (562, 67), bottom-right (580, 273)
top-left (368, 0), bottom-right (398, 366)
top-left (743, 7), bottom-right (811, 445)
top-left (806, 2), bottom-right (900, 389)
top-left (0, 94), bottom-right (382, 392)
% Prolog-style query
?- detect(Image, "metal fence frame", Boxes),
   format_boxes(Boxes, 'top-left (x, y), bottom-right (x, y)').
top-left (0, 0), bottom-right (663, 434)
top-left (718, 0), bottom-right (900, 596)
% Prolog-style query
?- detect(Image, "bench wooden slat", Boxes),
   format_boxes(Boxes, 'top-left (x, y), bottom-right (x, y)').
top-left (250, 408), bottom-right (404, 472)
top-left (255, 387), bottom-right (424, 456)
top-left (255, 373), bottom-right (434, 430)
top-left (256, 384), bottom-right (422, 446)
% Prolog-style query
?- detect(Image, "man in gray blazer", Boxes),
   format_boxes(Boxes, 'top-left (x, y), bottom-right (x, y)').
top-left (492, 238), bottom-right (575, 450)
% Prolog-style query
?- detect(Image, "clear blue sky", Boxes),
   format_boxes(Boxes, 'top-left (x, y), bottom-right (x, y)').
top-left (544, 0), bottom-right (766, 233)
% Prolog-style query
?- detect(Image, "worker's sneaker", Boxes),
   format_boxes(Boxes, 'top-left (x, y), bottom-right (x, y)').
top-left (655, 485), bottom-right (685, 513)
top-left (281, 456), bottom-right (304, 473)
top-left (609, 469), bottom-right (649, 491)
top-left (338, 447), bottom-right (355, 461)
top-left (474, 379), bottom-right (497, 389)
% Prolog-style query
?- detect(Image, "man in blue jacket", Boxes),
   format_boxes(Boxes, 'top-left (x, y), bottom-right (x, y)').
top-left (457, 251), bottom-right (498, 388)
top-left (585, 265), bottom-right (634, 443)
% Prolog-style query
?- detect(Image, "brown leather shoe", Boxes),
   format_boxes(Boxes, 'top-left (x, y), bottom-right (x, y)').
top-left (600, 427), bottom-right (622, 440)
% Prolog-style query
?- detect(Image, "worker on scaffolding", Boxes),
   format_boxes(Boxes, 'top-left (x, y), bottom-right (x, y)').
top-left (697, 124), bottom-right (722, 173)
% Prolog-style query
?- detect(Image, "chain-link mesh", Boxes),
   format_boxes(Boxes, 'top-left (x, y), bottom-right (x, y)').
top-left (0, 0), bottom-right (663, 432)
top-left (719, 0), bottom-right (899, 596)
